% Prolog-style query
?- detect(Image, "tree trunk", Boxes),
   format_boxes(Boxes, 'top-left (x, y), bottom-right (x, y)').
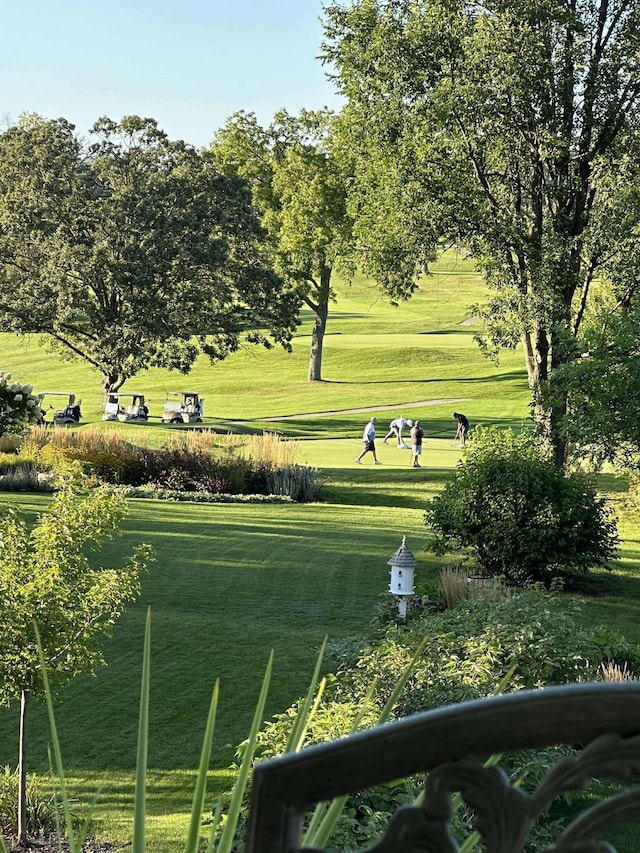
top-left (102, 372), bottom-right (127, 394)
top-left (17, 689), bottom-right (28, 846)
top-left (308, 266), bottom-right (331, 382)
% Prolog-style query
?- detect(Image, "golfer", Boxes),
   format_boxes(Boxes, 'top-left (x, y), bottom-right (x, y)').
top-left (410, 420), bottom-right (424, 467)
top-left (355, 417), bottom-right (382, 464)
top-left (453, 412), bottom-right (470, 448)
top-left (383, 416), bottom-right (413, 448)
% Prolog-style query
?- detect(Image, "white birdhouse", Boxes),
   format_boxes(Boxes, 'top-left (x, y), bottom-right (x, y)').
top-left (387, 536), bottom-right (417, 618)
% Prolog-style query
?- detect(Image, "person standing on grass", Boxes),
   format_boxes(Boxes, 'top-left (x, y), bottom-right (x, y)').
top-left (355, 416), bottom-right (382, 464)
top-left (383, 416), bottom-right (413, 447)
top-left (410, 420), bottom-right (424, 467)
top-left (453, 412), bottom-right (470, 448)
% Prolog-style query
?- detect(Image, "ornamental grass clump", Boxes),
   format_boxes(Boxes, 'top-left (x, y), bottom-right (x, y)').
top-left (244, 432), bottom-right (299, 468)
top-left (0, 463), bottom-right (51, 492)
top-left (0, 766), bottom-right (60, 838)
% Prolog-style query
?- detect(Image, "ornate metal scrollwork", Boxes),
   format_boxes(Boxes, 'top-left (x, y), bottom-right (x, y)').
top-left (300, 733), bottom-right (640, 853)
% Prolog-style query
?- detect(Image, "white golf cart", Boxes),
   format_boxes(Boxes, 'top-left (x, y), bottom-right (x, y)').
top-left (162, 392), bottom-right (204, 424)
top-left (102, 393), bottom-right (149, 423)
top-left (36, 392), bottom-right (82, 426)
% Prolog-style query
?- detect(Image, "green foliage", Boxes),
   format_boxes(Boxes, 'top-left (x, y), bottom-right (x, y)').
top-left (265, 465), bottom-right (323, 502)
top-left (212, 108), bottom-right (353, 380)
top-left (322, 0), bottom-right (640, 463)
top-left (0, 462), bottom-right (52, 493)
top-left (111, 486), bottom-right (293, 504)
top-left (0, 115), bottom-right (298, 393)
top-left (12, 430), bottom-right (324, 501)
top-left (220, 586), bottom-right (635, 852)
top-left (424, 427), bottom-right (619, 584)
top-left (333, 586), bottom-right (637, 717)
top-left (552, 300), bottom-right (640, 467)
top-left (0, 470), bottom-right (151, 702)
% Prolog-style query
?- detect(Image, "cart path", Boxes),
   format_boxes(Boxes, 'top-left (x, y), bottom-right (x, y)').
top-left (256, 398), bottom-right (466, 421)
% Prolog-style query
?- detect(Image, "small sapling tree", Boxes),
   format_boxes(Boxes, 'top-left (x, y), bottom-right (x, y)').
top-left (424, 427), bottom-right (619, 586)
top-left (0, 465), bottom-right (152, 845)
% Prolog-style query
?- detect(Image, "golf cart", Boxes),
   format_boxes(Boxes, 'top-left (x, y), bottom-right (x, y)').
top-left (162, 392), bottom-right (204, 424)
top-left (37, 392), bottom-right (82, 426)
top-left (102, 393), bottom-right (149, 423)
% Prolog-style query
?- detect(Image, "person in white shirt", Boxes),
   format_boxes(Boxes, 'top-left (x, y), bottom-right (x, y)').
top-left (355, 417), bottom-right (382, 464)
top-left (383, 416), bottom-right (413, 448)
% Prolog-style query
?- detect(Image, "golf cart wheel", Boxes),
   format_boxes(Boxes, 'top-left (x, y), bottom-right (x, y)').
top-left (171, 416), bottom-right (182, 424)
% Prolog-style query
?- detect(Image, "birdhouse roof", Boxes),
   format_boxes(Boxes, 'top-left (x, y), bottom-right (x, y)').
top-left (387, 536), bottom-right (417, 569)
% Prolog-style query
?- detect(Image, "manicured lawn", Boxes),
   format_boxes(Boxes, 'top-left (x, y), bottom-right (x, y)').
top-left (0, 251), bottom-right (638, 851)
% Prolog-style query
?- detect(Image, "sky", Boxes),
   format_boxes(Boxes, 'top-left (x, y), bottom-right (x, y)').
top-left (3, 0), bottom-right (344, 149)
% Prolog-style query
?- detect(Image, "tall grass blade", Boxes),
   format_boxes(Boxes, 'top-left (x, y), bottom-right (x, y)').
top-left (34, 624), bottom-right (78, 852)
top-left (215, 650), bottom-right (274, 853)
top-left (377, 635), bottom-right (429, 724)
top-left (205, 802), bottom-right (223, 853)
top-left (304, 636), bottom-right (429, 848)
top-left (302, 679), bottom-right (377, 847)
top-left (291, 677), bottom-right (326, 754)
top-left (184, 679), bottom-right (220, 853)
top-left (132, 607), bottom-right (152, 853)
top-left (285, 637), bottom-right (327, 754)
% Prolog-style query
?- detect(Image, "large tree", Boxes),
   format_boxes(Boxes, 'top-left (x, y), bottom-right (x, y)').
top-left (0, 469), bottom-right (151, 845)
top-left (0, 114), bottom-right (298, 393)
top-left (323, 0), bottom-right (640, 465)
top-left (211, 109), bottom-right (354, 381)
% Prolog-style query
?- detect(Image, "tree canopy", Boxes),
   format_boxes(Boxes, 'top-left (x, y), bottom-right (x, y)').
top-left (0, 114), bottom-right (299, 392)
top-left (212, 109), bottom-right (353, 381)
top-left (323, 0), bottom-right (640, 465)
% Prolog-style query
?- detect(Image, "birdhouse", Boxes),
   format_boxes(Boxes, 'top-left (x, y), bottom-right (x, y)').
top-left (387, 536), bottom-right (417, 619)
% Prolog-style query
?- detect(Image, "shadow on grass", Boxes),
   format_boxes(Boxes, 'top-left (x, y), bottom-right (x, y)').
top-left (419, 328), bottom-right (479, 336)
top-left (321, 467), bottom-right (445, 510)
top-left (597, 472), bottom-right (630, 494)
top-left (321, 371), bottom-right (525, 385)
top-left (222, 415), bottom-right (532, 440)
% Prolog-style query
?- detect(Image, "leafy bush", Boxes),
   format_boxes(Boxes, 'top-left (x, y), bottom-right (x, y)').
top-left (0, 373), bottom-right (41, 437)
top-left (332, 586), bottom-right (638, 718)
top-left (424, 427), bottom-right (619, 585)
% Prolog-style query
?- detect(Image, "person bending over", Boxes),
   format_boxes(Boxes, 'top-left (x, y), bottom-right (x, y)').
top-left (383, 416), bottom-right (413, 448)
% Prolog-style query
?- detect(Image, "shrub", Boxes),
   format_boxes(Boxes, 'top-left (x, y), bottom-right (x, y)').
top-left (0, 435), bottom-right (21, 454)
top-left (424, 426), bottom-right (619, 585)
top-left (0, 373), bottom-right (41, 437)
top-left (333, 586), bottom-right (638, 717)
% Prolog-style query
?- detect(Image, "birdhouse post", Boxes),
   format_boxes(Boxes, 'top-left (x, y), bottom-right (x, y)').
top-left (387, 536), bottom-right (417, 619)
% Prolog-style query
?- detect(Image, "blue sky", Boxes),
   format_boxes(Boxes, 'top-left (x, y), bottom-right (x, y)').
top-left (3, 0), bottom-right (344, 148)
